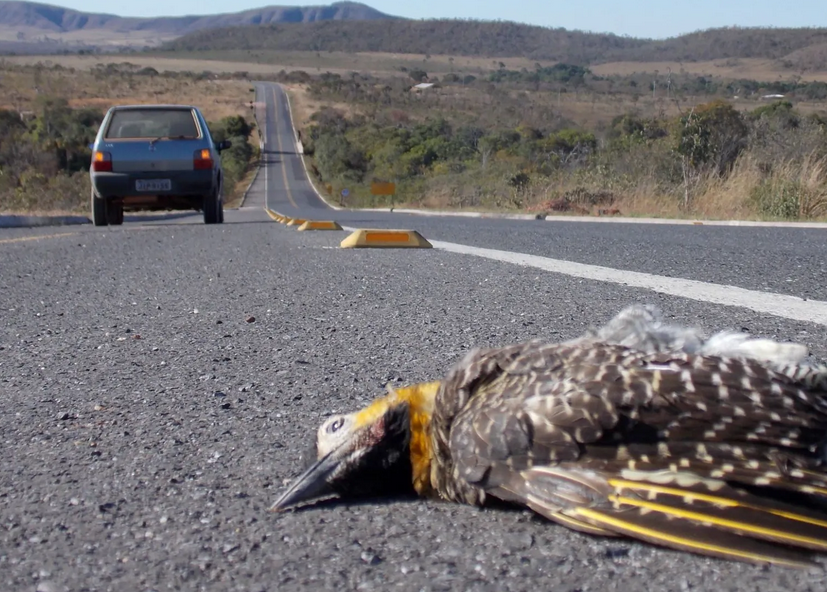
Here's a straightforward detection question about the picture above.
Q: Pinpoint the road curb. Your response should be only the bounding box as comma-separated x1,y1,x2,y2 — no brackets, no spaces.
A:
237,97,265,209
237,140,262,209
356,207,827,229
0,214,91,228
360,207,539,221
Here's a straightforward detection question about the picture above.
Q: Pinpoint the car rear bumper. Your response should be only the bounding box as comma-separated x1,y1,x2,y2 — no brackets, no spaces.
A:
91,170,215,199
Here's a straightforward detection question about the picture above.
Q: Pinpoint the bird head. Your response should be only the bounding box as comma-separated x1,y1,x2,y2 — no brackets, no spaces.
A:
270,381,442,512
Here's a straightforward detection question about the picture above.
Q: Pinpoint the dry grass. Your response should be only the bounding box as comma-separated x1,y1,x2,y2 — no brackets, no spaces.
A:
8,51,827,90
145,50,556,77
0,26,177,47
591,58,827,83
348,51,556,72
3,54,305,77
554,94,827,131
0,64,253,122
3,51,554,80
519,154,827,222
692,154,827,220
282,83,360,128
8,54,827,130
11,52,827,85
387,142,827,223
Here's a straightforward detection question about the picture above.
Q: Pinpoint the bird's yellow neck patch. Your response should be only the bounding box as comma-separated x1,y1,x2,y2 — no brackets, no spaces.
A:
353,381,441,496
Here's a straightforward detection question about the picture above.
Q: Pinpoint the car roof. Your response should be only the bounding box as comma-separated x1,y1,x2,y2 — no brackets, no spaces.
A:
108,104,200,111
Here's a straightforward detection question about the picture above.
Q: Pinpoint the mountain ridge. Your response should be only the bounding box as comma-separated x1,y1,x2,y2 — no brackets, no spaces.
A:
0,1,400,51
161,20,827,66
2,0,827,70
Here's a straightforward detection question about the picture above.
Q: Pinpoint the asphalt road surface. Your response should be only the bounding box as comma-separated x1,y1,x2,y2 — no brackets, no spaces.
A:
2,83,827,592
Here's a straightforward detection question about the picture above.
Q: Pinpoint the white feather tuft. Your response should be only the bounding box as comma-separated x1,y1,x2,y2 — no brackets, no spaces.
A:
573,304,810,367
699,331,809,365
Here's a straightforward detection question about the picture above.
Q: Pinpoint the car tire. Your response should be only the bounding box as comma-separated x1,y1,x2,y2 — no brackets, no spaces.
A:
203,189,221,224
107,201,124,226
91,189,108,226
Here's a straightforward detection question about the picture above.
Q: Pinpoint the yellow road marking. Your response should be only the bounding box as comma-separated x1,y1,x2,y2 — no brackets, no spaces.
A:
0,232,78,244
365,231,413,243
297,220,343,231
340,229,433,249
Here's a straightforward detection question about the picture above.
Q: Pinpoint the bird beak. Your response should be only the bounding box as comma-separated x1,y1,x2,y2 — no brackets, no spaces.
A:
269,385,433,513
269,449,342,512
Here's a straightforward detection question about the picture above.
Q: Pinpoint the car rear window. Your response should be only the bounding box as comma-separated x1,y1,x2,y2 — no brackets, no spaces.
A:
105,109,200,140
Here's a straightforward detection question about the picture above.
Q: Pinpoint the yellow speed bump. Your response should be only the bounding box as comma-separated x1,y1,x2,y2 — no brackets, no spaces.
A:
286,218,307,226
297,220,343,231
266,210,291,223
340,229,432,249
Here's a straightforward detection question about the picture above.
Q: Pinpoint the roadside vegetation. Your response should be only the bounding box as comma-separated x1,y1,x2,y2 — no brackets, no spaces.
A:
294,68,827,221
3,50,827,221
0,62,259,214
150,19,827,220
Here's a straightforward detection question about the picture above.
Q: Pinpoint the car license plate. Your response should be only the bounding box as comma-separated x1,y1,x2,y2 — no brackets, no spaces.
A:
136,179,171,192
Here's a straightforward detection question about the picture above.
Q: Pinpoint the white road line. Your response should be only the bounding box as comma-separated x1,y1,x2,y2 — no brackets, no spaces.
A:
344,224,827,327
428,239,827,326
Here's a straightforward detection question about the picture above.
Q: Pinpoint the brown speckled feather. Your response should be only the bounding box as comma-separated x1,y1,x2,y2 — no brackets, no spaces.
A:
430,341,827,566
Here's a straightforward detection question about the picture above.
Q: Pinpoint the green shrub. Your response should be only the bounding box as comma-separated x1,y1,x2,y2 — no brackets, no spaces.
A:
750,178,804,219
209,115,257,196
673,100,748,176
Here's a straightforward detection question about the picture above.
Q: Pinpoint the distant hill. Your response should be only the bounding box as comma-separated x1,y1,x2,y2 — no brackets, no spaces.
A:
160,20,827,66
161,20,646,63
3,1,827,70
0,1,400,52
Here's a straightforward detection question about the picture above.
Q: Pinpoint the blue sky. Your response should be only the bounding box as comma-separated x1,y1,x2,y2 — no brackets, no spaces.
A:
54,0,826,39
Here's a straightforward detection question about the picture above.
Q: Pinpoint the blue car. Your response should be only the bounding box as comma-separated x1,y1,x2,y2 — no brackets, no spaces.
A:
89,104,231,225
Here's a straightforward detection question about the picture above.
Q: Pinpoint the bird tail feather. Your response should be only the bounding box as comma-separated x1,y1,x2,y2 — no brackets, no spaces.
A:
518,464,827,567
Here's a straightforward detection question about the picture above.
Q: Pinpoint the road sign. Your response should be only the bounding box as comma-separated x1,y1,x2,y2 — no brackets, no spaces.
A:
341,188,350,197
371,182,396,196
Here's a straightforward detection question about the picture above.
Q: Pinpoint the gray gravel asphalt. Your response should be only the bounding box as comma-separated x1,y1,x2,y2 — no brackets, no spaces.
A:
2,82,827,592
2,218,827,592
376,217,827,300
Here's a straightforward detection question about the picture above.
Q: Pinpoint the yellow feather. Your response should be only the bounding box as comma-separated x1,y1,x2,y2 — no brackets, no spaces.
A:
609,479,739,507
612,495,827,551
609,478,827,530
573,507,815,568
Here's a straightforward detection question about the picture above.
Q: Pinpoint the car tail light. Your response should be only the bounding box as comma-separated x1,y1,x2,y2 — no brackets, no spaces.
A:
92,151,112,172
194,149,213,170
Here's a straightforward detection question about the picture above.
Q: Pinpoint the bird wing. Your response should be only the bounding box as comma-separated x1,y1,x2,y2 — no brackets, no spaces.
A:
441,341,827,567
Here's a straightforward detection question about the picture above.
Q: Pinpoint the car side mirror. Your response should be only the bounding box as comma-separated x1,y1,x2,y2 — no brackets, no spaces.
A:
217,140,232,152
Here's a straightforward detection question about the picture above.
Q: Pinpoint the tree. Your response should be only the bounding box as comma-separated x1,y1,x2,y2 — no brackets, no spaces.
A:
674,100,747,177
408,69,428,83
28,96,102,172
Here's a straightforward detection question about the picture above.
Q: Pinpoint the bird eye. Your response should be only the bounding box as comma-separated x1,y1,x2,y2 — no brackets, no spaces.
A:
328,418,344,433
